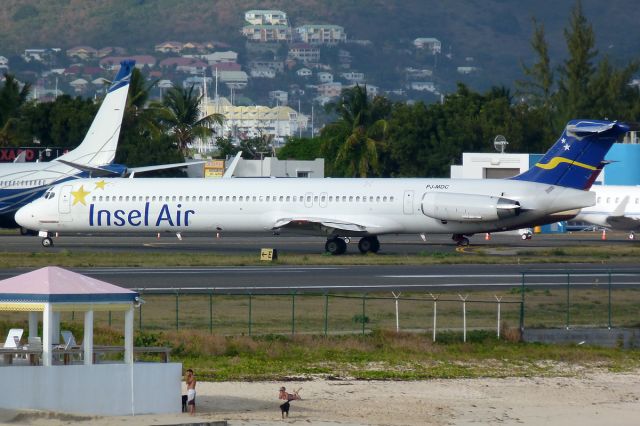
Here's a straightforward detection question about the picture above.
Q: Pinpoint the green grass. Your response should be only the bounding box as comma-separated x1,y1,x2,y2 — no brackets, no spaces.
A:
149,329,640,381
1,244,640,267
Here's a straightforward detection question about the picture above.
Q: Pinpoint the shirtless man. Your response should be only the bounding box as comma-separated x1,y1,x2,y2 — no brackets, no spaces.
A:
278,386,302,419
185,369,197,415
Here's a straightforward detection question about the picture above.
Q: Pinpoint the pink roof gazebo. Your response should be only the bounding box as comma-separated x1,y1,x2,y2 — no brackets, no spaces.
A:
0,267,138,366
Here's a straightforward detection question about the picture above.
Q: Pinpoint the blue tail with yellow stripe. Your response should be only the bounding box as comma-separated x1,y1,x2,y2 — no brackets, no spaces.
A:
511,120,630,190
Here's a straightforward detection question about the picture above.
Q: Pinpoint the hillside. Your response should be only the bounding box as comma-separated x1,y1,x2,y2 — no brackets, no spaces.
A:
0,0,638,88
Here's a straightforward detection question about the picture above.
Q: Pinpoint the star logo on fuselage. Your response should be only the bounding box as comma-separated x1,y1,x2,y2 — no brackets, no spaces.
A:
71,185,91,206
94,180,108,190
563,143,570,151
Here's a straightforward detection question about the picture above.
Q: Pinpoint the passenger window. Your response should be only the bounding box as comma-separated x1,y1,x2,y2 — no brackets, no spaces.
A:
597,197,601,203
356,196,360,202
321,195,326,202
266,196,270,201
349,196,354,202
292,196,297,202
205,196,210,201
226,196,230,202
606,197,610,203
279,196,284,202
91,196,96,201
314,196,318,202
232,196,236,202
383,196,387,202
132,196,136,202
306,196,311,202
171,196,176,202
329,196,333,202
252,196,256,201
390,196,394,202
636,198,639,204
99,196,103,202
125,196,130,202
286,196,290,202
615,197,619,203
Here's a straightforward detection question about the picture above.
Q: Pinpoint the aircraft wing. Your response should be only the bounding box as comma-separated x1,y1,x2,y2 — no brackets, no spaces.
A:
56,159,119,177
126,161,205,177
272,216,382,233
58,159,204,177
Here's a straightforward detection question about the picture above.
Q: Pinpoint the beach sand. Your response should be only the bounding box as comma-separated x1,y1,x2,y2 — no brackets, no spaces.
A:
1,370,638,425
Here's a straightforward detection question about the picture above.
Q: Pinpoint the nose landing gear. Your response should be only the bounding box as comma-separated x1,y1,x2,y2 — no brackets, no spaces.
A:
41,236,53,247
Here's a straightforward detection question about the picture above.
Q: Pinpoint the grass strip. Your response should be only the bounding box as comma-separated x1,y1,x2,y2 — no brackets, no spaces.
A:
1,244,640,267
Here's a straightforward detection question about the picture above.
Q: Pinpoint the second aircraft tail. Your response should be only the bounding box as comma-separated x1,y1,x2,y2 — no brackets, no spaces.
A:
56,60,135,167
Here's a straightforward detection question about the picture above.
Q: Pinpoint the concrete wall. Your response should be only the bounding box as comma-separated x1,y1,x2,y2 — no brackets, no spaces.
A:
0,363,182,415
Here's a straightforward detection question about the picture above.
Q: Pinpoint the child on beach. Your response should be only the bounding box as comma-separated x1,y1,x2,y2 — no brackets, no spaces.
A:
278,386,302,419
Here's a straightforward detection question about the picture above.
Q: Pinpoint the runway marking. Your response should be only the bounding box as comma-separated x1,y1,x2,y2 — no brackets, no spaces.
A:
133,281,640,291
381,273,640,278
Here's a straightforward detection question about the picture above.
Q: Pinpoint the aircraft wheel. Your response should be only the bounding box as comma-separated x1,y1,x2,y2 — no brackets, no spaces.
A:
629,232,635,240
456,237,470,247
42,237,53,248
521,233,528,240
325,238,347,255
358,236,380,254
371,237,380,253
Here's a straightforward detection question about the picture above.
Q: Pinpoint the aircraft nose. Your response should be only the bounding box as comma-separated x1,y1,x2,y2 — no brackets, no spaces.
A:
15,203,37,230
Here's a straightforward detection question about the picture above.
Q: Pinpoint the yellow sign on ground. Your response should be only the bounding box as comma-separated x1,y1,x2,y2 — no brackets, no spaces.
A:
260,248,278,261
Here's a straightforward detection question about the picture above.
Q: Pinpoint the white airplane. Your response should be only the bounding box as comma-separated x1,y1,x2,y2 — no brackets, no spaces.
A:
574,185,640,239
0,60,199,229
15,120,630,253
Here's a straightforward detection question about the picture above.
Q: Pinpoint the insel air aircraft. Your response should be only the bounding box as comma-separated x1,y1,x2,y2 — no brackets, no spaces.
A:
15,120,630,253
0,60,198,229
574,185,640,239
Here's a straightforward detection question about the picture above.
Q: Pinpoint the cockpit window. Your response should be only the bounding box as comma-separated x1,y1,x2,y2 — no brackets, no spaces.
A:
43,190,56,200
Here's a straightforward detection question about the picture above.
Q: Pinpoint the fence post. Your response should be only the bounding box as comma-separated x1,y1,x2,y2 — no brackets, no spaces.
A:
209,290,214,334
138,299,143,330
324,293,329,336
108,311,112,327
392,292,401,333
566,273,570,330
607,271,612,329
495,296,502,339
175,291,180,332
519,272,525,335
430,293,438,342
362,293,367,335
291,291,296,336
458,294,468,342
248,292,253,336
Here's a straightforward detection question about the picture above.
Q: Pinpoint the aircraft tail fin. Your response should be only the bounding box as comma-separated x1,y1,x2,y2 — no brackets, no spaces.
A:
511,120,630,190
56,60,135,167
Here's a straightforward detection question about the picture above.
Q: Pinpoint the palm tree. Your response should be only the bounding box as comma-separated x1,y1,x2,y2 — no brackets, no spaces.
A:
0,74,31,146
154,85,224,157
322,85,389,177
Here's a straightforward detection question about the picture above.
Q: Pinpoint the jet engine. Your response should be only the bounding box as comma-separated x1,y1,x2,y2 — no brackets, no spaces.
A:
421,192,520,222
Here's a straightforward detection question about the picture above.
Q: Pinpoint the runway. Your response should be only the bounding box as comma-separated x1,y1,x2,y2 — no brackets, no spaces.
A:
1,231,638,293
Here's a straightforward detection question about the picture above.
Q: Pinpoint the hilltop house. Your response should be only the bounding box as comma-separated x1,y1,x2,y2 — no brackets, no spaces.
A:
99,55,156,70
413,38,441,54
295,25,346,45
66,46,98,60
244,10,288,25
288,44,320,64
155,41,184,54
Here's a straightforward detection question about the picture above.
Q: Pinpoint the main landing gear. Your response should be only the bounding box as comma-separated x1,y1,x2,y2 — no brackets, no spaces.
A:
42,236,53,247
452,234,470,246
629,231,636,240
324,236,381,255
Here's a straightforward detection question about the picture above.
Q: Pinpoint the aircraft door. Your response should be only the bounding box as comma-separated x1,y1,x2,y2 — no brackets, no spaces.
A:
319,192,328,208
304,192,313,208
59,185,72,214
403,190,414,215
